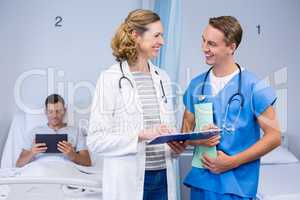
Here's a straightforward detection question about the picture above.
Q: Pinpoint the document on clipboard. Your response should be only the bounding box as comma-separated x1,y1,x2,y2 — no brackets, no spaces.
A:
148,129,221,145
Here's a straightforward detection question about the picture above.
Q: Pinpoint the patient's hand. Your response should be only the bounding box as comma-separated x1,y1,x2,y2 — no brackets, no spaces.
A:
57,141,76,160
31,143,48,155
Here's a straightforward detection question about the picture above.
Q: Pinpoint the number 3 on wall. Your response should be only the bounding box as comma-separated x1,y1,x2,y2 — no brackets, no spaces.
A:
55,16,63,27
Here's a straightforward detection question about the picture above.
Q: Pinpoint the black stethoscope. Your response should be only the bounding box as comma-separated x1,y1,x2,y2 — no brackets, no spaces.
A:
118,61,168,103
200,63,245,132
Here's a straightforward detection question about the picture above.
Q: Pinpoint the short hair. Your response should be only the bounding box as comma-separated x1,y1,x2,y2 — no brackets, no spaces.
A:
111,9,160,65
209,16,243,49
45,94,65,108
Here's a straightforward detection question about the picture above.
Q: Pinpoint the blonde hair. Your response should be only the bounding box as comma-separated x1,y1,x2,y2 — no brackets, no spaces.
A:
111,9,160,64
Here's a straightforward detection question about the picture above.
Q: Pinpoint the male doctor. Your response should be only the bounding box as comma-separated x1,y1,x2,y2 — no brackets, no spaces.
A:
170,16,281,200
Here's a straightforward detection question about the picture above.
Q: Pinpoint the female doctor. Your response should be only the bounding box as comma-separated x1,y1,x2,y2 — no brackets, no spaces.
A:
88,9,178,200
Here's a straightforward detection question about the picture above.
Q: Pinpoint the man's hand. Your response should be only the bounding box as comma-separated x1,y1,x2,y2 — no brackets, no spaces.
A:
30,143,47,155
187,134,221,147
57,141,76,160
202,150,238,174
187,124,221,147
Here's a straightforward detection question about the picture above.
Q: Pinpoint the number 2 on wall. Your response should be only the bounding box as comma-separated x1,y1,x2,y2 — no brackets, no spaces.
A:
256,24,261,35
55,16,63,27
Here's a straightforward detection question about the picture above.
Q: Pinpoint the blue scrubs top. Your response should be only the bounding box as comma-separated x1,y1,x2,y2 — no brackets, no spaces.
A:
183,69,277,198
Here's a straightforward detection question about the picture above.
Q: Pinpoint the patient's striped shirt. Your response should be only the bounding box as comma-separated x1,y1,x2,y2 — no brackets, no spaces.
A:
132,72,166,171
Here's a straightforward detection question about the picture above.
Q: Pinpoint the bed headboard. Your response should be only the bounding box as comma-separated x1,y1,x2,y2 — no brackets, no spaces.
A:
0,112,46,168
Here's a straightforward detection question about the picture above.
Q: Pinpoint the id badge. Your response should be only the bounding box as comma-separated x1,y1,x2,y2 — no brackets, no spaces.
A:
194,103,213,131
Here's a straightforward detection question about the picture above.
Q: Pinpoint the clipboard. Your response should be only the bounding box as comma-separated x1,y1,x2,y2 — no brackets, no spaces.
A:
148,129,221,145
35,134,68,153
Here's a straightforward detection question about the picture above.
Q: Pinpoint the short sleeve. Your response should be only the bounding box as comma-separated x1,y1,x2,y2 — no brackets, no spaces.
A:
183,83,195,114
22,128,35,151
252,80,277,117
76,128,88,152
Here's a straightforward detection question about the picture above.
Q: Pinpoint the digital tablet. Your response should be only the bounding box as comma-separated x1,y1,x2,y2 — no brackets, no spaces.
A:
148,129,221,145
35,134,68,153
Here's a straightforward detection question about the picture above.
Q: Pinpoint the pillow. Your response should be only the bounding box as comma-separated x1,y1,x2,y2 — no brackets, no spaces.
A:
25,113,47,132
261,146,299,165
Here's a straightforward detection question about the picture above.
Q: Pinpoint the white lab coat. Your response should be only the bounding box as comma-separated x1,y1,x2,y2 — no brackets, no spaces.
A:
88,61,178,200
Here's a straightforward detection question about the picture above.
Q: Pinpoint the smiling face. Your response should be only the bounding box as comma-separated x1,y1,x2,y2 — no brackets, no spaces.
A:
202,25,236,67
135,20,164,60
45,102,66,128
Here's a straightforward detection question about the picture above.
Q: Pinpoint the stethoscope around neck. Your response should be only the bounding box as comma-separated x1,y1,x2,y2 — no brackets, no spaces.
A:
200,63,245,132
118,61,168,103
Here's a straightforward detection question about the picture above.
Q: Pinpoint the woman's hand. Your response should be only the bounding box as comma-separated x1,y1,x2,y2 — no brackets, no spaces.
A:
138,124,174,141
168,141,187,154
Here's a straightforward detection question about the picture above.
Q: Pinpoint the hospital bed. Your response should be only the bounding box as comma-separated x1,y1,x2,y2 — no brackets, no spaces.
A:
257,145,300,200
0,111,102,200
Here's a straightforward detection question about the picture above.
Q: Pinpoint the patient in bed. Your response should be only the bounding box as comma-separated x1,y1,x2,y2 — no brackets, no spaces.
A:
15,94,92,167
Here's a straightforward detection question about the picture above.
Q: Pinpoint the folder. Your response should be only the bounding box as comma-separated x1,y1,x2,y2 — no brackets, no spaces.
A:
192,103,217,168
148,129,221,145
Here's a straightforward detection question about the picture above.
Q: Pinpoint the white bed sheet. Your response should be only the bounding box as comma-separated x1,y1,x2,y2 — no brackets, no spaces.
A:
0,157,102,200
0,184,101,200
257,162,300,200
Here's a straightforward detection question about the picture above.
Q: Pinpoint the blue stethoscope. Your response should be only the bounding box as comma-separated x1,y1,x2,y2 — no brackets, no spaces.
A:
118,61,168,103
200,63,245,132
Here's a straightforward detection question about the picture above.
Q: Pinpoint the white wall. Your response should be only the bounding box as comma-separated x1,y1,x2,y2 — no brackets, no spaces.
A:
179,0,300,158
0,0,141,162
